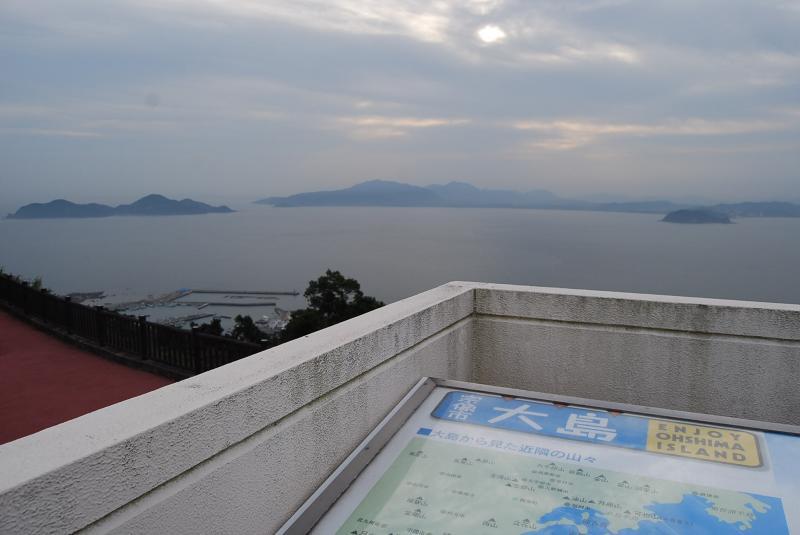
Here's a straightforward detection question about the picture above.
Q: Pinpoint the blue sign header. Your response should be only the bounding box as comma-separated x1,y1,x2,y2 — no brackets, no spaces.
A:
432,391,763,468
433,390,649,450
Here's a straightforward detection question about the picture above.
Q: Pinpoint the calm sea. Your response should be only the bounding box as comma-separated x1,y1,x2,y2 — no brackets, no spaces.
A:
1,205,799,305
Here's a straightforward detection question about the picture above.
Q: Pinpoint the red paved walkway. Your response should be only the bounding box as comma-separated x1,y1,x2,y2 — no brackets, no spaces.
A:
0,310,173,444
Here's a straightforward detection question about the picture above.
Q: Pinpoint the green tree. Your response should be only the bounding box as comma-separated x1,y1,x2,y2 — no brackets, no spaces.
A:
277,308,324,341
30,275,51,294
194,318,224,337
231,314,264,344
275,270,384,343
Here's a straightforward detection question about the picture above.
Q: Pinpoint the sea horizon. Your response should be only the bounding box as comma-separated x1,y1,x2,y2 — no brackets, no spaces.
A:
2,204,799,307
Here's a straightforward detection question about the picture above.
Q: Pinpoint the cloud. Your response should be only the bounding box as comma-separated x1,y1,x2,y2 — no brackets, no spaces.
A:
138,0,454,43
2,0,647,68
340,116,470,128
0,105,54,118
1,0,799,200
334,115,471,139
0,127,102,138
512,117,796,150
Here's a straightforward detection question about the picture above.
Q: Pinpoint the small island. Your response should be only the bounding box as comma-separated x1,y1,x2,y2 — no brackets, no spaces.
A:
7,194,234,219
662,209,732,224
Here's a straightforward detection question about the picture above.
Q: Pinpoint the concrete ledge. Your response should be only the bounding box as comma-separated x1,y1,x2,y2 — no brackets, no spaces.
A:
0,283,475,535
470,283,800,425
473,315,800,424
473,283,800,340
89,319,473,534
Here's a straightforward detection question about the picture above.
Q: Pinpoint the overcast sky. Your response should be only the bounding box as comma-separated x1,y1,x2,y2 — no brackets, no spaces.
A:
1,0,799,205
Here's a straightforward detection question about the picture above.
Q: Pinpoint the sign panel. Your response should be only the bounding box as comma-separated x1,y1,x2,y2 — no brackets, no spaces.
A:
306,383,800,535
432,391,761,467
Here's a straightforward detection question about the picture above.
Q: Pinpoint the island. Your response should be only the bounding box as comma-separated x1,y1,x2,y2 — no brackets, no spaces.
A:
662,209,732,224
258,181,800,220
257,180,442,207
256,180,686,214
7,194,234,219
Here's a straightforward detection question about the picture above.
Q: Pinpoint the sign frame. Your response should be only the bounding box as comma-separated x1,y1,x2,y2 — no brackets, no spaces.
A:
276,377,800,534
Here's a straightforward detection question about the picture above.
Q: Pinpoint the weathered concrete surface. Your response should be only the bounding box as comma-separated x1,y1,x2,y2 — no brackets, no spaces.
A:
0,283,474,535
473,317,800,423
1,281,798,534
472,284,800,424
475,284,800,340
94,320,472,534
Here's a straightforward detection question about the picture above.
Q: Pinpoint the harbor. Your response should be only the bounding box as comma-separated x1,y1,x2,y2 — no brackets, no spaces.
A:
79,287,303,333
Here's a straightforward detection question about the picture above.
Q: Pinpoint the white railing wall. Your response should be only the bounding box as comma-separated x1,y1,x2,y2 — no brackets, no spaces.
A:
1,282,798,534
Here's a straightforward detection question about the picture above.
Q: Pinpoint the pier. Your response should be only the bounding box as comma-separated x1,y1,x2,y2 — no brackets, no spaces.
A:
180,301,277,307
188,289,299,296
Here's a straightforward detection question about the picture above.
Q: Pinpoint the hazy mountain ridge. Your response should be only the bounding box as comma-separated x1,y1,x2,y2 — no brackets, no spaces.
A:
260,181,441,207
258,181,800,220
8,194,234,219
426,181,562,207
256,180,687,214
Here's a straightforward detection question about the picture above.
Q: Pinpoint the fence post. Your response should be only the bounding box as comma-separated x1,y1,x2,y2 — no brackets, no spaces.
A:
64,296,73,334
95,306,106,347
190,327,201,375
21,282,29,315
38,289,46,320
138,316,148,359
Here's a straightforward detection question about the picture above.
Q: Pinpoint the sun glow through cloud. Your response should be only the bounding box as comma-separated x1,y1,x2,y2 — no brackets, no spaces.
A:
477,24,506,44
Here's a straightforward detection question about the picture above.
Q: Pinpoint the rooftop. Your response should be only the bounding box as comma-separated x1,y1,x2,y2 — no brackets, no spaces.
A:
1,282,799,533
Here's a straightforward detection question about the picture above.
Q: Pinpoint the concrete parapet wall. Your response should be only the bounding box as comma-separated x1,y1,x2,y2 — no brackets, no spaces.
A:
0,283,474,535
473,284,800,340
98,320,472,534
472,284,800,424
1,282,798,534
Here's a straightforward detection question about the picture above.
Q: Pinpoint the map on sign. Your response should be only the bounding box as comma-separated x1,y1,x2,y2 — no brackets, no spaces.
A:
310,386,799,535
336,436,786,534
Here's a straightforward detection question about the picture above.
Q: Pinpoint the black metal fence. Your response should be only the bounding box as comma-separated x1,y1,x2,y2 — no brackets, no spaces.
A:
0,274,263,376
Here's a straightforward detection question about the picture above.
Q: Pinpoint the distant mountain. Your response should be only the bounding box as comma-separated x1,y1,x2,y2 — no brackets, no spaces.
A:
114,194,234,216
258,180,800,220
8,199,117,219
426,181,562,207
662,208,732,224
8,194,234,219
255,180,685,214
261,180,441,207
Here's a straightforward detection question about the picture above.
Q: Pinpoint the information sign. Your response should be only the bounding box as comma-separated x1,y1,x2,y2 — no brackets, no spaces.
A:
433,391,761,467
282,379,800,534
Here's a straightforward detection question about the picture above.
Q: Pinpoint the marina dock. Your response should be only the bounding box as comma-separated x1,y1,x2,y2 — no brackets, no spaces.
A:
188,289,299,296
